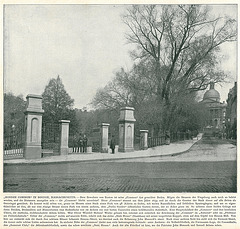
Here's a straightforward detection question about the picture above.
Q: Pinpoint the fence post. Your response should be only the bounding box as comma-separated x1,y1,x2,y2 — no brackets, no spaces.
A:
140,130,148,150
24,94,44,159
118,107,136,152
100,123,110,153
59,120,70,155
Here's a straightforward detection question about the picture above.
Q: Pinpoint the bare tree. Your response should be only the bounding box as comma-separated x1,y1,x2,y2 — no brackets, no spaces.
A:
92,65,156,110
122,5,237,104
92,5,236,134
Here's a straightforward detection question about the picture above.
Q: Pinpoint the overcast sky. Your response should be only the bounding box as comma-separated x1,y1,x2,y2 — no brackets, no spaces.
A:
4,4,237,109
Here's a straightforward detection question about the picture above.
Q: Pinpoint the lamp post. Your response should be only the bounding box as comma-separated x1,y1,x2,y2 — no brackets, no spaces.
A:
11,124,16,149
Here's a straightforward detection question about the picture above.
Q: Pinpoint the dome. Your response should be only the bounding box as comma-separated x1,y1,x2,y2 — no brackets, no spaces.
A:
203,89,220,100
203,83,220,102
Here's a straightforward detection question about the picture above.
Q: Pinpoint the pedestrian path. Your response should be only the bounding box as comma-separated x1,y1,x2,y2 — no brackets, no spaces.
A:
4,134,202,165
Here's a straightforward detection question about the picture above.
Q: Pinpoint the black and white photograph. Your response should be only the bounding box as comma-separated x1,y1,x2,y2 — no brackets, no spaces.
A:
3,4,237,193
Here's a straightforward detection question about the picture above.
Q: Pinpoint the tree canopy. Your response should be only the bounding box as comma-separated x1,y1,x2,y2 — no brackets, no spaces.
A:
4,93,26,135
42,76,78,133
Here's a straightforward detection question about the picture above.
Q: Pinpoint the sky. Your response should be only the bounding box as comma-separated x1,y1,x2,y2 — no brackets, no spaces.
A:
4,4,237,109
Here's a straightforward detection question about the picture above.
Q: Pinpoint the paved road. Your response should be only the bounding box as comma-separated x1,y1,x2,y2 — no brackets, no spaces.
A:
4,138,237,193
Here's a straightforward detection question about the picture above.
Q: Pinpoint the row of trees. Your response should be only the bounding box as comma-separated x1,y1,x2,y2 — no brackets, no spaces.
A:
4,76,114,137
42,76,119,136
4,73,206,139
4,77,77,136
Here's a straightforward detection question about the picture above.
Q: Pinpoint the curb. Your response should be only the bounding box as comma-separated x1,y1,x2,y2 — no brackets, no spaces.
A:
4,137,203,166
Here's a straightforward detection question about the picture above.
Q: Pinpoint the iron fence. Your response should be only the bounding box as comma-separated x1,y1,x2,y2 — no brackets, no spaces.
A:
147,131,194,149
4,125,25,159
41,123,60,152
90,141,99,152
170,132,193,142
148,135,166,148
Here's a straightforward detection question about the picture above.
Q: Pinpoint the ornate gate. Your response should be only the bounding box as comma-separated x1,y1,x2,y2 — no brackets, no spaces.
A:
41,123,60,152
90,128,101,152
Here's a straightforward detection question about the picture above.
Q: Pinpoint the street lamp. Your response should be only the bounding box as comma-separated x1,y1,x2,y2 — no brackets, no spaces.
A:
10,124,16,149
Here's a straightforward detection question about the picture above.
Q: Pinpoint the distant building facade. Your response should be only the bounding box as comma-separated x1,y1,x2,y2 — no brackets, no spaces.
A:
201,82,227,135
226,82,237,139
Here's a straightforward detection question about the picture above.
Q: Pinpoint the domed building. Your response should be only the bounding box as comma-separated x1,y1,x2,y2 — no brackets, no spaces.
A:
203,84,220,102
201,82,227,133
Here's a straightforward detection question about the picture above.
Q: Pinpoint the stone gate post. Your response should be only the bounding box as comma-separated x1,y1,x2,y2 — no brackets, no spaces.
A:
140,130,148,150
59,120,70,155
24,94,44,159
100,123,110,153
118,107,136,152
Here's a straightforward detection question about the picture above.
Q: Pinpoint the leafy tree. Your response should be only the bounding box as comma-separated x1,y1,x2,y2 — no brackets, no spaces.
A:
92,59,210,135
42,76,78,133
76,108,119,136
4,93,26,135
164,93,210,132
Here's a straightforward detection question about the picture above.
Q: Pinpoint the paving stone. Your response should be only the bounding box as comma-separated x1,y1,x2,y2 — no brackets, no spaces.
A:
4,137,237,193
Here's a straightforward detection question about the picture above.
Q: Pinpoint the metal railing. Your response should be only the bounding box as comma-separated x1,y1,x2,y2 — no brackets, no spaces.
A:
41,123,60,152
170,131,193,142
148,135,166,148
147,131,194,149
4,125,25,159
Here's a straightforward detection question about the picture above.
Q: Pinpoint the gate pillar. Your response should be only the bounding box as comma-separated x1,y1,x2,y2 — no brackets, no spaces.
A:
100,123,110,153
140,130,148,150
59,120,70,155
24,94,44,159
118,107,136,152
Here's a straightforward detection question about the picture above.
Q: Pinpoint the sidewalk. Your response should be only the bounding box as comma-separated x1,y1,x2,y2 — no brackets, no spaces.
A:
4,134,202,165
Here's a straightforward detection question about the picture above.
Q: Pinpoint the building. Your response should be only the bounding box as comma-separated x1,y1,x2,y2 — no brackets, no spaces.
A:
226,82,237,139
201,82,227,135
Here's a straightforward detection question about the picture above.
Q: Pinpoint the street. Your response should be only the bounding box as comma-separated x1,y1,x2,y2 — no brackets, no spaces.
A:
4,137,237,193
